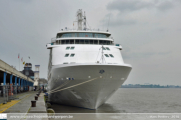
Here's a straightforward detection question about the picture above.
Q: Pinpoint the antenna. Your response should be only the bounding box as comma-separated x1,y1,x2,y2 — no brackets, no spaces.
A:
83,11,86,30
77,9,83,30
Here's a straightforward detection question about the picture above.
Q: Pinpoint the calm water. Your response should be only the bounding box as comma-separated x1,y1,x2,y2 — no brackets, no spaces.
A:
51,88,181,113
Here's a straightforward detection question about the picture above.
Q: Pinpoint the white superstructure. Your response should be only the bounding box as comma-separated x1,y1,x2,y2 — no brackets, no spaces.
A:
46,9,132,109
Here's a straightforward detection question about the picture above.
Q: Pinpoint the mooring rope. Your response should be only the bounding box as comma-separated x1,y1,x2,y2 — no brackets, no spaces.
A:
48,80,70,93
48,77,100,94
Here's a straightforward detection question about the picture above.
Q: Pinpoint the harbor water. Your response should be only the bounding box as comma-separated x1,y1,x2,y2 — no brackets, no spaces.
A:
51,88,181,113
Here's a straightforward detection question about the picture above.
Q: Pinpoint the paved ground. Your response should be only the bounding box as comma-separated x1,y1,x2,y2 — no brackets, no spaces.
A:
0,91,48,120
0,91,33,105
1,91,37,113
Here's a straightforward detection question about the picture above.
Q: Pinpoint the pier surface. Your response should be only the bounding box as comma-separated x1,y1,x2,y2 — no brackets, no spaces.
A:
0,91,48,120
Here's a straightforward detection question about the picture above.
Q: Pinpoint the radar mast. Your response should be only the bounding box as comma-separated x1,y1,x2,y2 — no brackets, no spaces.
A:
77,9,86,30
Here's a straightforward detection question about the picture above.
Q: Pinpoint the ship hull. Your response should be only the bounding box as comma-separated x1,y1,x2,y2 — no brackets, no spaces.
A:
48,64,132,109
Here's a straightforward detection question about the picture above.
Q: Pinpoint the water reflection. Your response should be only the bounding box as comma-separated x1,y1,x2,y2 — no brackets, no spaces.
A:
51,88,181,113
51,103,122,113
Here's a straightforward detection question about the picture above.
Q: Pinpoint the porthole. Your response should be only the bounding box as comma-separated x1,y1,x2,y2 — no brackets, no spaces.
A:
106,47,110,50
70,54,75,57
65,54,69,57
104,54,109,57
109,54,114,58
71,47,75,50
66,47,70,50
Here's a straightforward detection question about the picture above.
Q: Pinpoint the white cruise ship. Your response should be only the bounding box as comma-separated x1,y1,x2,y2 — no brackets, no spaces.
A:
46,9,132,109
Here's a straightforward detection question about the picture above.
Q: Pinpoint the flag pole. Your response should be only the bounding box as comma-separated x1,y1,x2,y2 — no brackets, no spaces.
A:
19,57,21,71
18,54,20,71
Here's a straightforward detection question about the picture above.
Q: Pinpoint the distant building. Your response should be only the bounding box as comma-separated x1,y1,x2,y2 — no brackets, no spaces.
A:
121,84,181,88
39,78,48,87
21,63,34,80
34,65,40,87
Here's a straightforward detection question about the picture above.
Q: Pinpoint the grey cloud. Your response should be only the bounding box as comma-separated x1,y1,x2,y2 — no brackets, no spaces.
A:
157,51,172,55
107,0,153,11
157,28,166,32
123,51,171,59
109,19,136,26
100,13,136,27
107,0,174,12
156,1,174,11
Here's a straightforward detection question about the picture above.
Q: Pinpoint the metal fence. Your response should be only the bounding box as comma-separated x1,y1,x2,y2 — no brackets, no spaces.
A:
0,85,30,104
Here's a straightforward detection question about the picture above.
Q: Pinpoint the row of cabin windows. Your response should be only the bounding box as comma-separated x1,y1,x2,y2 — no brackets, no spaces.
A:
56,40,112,45
64,53,114,58
66,46,75,50
57,33,108,38
65,47,110,50
105,54,114,58
103,47,110,50
65,54,75,57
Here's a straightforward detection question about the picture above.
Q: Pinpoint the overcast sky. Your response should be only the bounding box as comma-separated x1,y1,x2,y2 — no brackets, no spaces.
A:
0,0,181,85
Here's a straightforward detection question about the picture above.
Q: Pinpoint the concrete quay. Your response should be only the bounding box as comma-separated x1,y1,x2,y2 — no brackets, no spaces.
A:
0,91,48,120
0,59,34,105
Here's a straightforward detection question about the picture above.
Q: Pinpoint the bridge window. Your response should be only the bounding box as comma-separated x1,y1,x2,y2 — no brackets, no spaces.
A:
65,54,69,57
94,34,107,38
78,33,93,37
70,54,75,57
87,33,93,37
58,33,108,38
104,54,109,57
103,47,106,50
72,33,78,37
78,33,83,37
61,33,72,38
109,54,114,58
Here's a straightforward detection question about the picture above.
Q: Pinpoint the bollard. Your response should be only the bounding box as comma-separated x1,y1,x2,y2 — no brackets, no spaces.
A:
47,108,55,115
47,108,55,120
31,100,36,107
35,96,38,100
46,101,51,104
44,95,48,99
46,103,51,108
